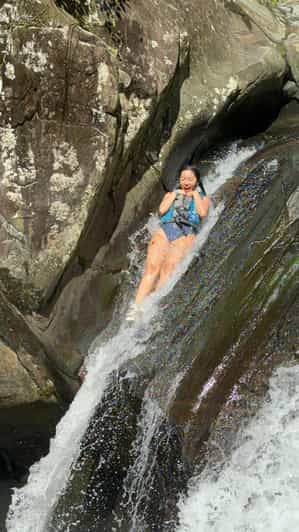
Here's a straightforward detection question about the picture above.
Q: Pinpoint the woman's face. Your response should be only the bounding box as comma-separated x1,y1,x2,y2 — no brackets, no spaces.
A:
179,169,197,192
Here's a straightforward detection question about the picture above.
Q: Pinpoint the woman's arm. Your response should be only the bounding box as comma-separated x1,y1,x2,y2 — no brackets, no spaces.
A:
192,190,209,218
159,191,177,216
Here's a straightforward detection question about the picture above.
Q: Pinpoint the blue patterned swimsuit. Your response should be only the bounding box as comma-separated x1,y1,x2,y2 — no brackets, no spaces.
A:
160,190,205,242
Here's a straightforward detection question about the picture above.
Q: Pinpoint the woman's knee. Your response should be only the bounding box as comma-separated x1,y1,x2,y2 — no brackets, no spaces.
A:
144,259,161,278
159,258,176,277
159,245,187,277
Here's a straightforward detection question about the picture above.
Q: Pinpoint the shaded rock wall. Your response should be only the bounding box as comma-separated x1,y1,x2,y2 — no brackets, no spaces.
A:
0,283,64,464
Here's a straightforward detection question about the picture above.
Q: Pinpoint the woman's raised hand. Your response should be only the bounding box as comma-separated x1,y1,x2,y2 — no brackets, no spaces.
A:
192,190,209,218
159,191,177,216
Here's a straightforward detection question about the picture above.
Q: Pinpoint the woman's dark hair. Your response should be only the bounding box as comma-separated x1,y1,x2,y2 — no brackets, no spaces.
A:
179,164,206,195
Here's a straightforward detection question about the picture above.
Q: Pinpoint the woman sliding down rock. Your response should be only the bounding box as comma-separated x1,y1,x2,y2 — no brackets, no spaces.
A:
126,165,210,322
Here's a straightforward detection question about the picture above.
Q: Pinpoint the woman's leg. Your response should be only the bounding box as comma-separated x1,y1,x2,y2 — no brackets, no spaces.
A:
156,234,195,289
135,229,170,305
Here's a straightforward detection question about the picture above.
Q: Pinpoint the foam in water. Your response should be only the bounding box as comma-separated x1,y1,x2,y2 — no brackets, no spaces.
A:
117,392,164,531
176,365,299,532
6,141,257,532
204,142,257,196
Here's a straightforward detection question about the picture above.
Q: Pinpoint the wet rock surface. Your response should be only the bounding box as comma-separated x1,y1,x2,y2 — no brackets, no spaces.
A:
50,112,298,529
204,289,299,472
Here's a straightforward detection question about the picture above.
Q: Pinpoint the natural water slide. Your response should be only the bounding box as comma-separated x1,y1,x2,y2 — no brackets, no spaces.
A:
6,133,298,531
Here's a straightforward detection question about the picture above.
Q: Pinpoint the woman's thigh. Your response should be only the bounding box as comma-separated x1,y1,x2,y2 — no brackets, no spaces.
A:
165,234,195,269
144,228,170,272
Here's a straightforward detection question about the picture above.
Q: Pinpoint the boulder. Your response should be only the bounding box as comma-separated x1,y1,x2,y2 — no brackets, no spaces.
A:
0,284,64,465
0,1,117,309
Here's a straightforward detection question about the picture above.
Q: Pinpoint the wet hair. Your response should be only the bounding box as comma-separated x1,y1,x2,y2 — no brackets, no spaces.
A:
179,164,206,195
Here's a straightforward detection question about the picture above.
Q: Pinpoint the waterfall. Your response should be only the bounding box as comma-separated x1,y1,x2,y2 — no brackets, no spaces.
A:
117,393,164,531
176,364,299,532
6,141,257,532
203,141,259,196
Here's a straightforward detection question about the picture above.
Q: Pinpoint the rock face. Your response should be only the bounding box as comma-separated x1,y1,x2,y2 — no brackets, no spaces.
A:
47,105,299,530
0,0,185,314
0,0,299,468
30,0,290,368
0,284,63,465
0,1,120,310
0,0,287,305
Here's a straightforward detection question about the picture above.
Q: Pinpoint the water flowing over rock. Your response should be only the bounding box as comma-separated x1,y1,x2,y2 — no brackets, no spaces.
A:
45,104,299,530
1,0,299,523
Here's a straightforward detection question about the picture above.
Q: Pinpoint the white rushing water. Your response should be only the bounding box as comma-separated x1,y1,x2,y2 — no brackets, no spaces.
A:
176,365,299,532
6,141,257,532
204,141,258,196
118,393,164,532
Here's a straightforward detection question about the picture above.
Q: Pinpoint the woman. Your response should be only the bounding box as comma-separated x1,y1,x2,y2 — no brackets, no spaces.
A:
126,165,209,321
